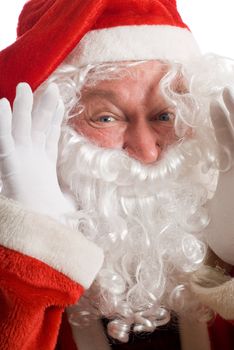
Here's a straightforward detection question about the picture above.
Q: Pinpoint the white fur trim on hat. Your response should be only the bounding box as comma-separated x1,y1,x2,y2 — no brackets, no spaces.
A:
0,195,104,289
66,25,201,66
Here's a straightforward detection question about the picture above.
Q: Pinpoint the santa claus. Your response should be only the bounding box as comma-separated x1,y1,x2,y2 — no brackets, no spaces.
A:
0,1,234,350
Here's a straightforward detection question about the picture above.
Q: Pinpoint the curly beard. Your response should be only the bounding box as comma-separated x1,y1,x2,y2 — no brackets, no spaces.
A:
57,126,216,342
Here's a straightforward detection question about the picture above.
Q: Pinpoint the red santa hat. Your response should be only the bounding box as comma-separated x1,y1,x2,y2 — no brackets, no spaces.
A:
0,0,200,103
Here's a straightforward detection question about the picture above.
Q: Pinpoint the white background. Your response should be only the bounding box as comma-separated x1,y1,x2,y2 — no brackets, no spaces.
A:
0,1,234,57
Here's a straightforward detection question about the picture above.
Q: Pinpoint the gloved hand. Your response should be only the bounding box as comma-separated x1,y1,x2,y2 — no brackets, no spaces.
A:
0,82,75,220
206,87,234,265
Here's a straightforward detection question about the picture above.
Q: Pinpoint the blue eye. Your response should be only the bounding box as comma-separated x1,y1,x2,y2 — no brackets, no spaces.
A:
98,115,115,123
158,113,170,122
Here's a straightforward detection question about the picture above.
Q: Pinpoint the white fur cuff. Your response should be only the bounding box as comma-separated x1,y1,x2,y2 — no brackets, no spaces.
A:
0,195,104,289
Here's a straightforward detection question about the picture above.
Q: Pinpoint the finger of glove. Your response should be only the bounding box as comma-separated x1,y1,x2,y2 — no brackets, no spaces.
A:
12,83,33,145
210,100,234,151
222,87,234,134
0,98,15,160
32,84,60,147
46,99,65,161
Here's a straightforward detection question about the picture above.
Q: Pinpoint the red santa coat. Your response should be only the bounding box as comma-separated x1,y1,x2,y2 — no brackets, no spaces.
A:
0,195,103,350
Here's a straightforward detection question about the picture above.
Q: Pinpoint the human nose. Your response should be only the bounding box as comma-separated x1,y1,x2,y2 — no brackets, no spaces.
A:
123,121,161,164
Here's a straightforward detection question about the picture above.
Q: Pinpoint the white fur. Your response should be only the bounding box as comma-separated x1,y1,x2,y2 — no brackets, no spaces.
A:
190,265,234,320
0,195,104,288
65,25,201,66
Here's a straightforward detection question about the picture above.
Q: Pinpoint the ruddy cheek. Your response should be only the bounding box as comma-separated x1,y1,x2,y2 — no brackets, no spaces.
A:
155,126,177,148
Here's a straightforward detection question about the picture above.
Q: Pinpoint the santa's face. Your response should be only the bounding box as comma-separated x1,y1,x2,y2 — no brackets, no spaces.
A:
69,60,179,164
58,60,214,342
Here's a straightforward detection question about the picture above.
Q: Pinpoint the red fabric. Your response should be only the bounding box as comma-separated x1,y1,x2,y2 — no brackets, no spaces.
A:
93,0,188,30
56,312,77,350
0,0,107,104
0,245,83,350
209,316,234,350
18,0,187,35
0,0,189,104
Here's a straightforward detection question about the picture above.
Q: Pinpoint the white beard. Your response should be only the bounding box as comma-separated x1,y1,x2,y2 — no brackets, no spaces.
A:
57,127,215,342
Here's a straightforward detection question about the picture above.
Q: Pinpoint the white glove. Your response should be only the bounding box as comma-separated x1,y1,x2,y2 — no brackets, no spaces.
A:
206,86,234,265
0,82,75,220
